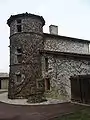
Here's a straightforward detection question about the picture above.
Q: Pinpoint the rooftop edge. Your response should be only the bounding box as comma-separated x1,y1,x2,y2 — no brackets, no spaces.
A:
44,33,90,43
7,12,45,27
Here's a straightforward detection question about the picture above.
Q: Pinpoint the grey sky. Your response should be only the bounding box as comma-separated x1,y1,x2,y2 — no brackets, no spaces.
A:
0,0,90,73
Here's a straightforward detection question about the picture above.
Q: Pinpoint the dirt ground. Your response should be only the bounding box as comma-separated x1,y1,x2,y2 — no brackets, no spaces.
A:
0,101,84,120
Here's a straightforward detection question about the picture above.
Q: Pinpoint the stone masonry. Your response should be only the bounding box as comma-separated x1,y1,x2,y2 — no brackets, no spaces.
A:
7,12,90,102
41,33,90,100
41,51,90,100
7,13,46,102
44,33,89,54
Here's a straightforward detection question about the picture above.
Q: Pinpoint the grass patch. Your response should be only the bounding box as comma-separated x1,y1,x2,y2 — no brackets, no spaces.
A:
55,107,90,120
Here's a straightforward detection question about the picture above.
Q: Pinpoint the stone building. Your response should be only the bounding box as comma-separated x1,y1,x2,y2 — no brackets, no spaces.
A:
0,73,9,89
7,13,90,102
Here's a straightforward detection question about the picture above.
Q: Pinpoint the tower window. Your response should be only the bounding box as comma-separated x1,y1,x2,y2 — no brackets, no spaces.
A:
15,72,21,82
17,55,22,63
17,19,22,32
16,74,21,82
15,47,22,64
17,19,21,24
17,47,22,53
17,25,22,32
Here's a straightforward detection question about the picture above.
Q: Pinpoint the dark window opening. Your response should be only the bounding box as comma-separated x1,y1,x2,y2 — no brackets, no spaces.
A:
17,47,22,53
17,25,22,32
17,56,22,63
17,19,21,24
16,74,21,82
45,78,50,90
45,58,48,72
16,47,22,63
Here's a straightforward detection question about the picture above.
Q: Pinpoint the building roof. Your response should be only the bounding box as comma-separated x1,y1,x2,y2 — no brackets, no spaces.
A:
0,73,9,78
44,33,90,43
40,50,90,60
7,12,45,27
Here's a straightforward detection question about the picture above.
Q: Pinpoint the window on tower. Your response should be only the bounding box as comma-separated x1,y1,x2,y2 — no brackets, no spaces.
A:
17,55,22,63
17,47,22,54
15,47,22,64
17,19,22,32
17,25,22,32
17,19,21,24
15,72,21,82
16,74,21,82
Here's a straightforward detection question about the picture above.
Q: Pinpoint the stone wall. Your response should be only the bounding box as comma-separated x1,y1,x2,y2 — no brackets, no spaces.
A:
44,36,89,54
42,54,90,100
8,13,90,102
9,16,44,36
8,14,46,102
10,33,43,65
9,33,44,99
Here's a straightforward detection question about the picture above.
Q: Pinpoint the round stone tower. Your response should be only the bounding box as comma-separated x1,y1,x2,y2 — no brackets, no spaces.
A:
7,13,45,102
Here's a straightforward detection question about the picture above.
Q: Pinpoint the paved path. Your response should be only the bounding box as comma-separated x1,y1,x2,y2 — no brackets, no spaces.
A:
0,92,68,105
0,102,84,120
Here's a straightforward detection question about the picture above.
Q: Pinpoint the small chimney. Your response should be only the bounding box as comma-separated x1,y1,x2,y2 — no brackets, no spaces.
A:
49,25,58,35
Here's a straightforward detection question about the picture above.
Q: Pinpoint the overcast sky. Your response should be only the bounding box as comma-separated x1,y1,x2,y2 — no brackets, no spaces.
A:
0,0,90,73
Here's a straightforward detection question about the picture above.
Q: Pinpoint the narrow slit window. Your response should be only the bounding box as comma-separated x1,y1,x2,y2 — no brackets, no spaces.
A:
16,47,22,63
17,19,21,24
45,78,50,90
17,55,22,63
16,74,21,82
17,47,22,53
17,25,22,32
45,58,48,72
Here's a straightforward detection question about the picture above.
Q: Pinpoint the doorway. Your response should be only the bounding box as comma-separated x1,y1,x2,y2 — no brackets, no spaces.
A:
70,75,90,104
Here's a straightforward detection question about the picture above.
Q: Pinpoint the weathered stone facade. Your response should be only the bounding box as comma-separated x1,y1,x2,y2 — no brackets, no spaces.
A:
44,34,89,54
41,51,90,100
42,33,90,100
7,13,90,102
7,13,46,102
